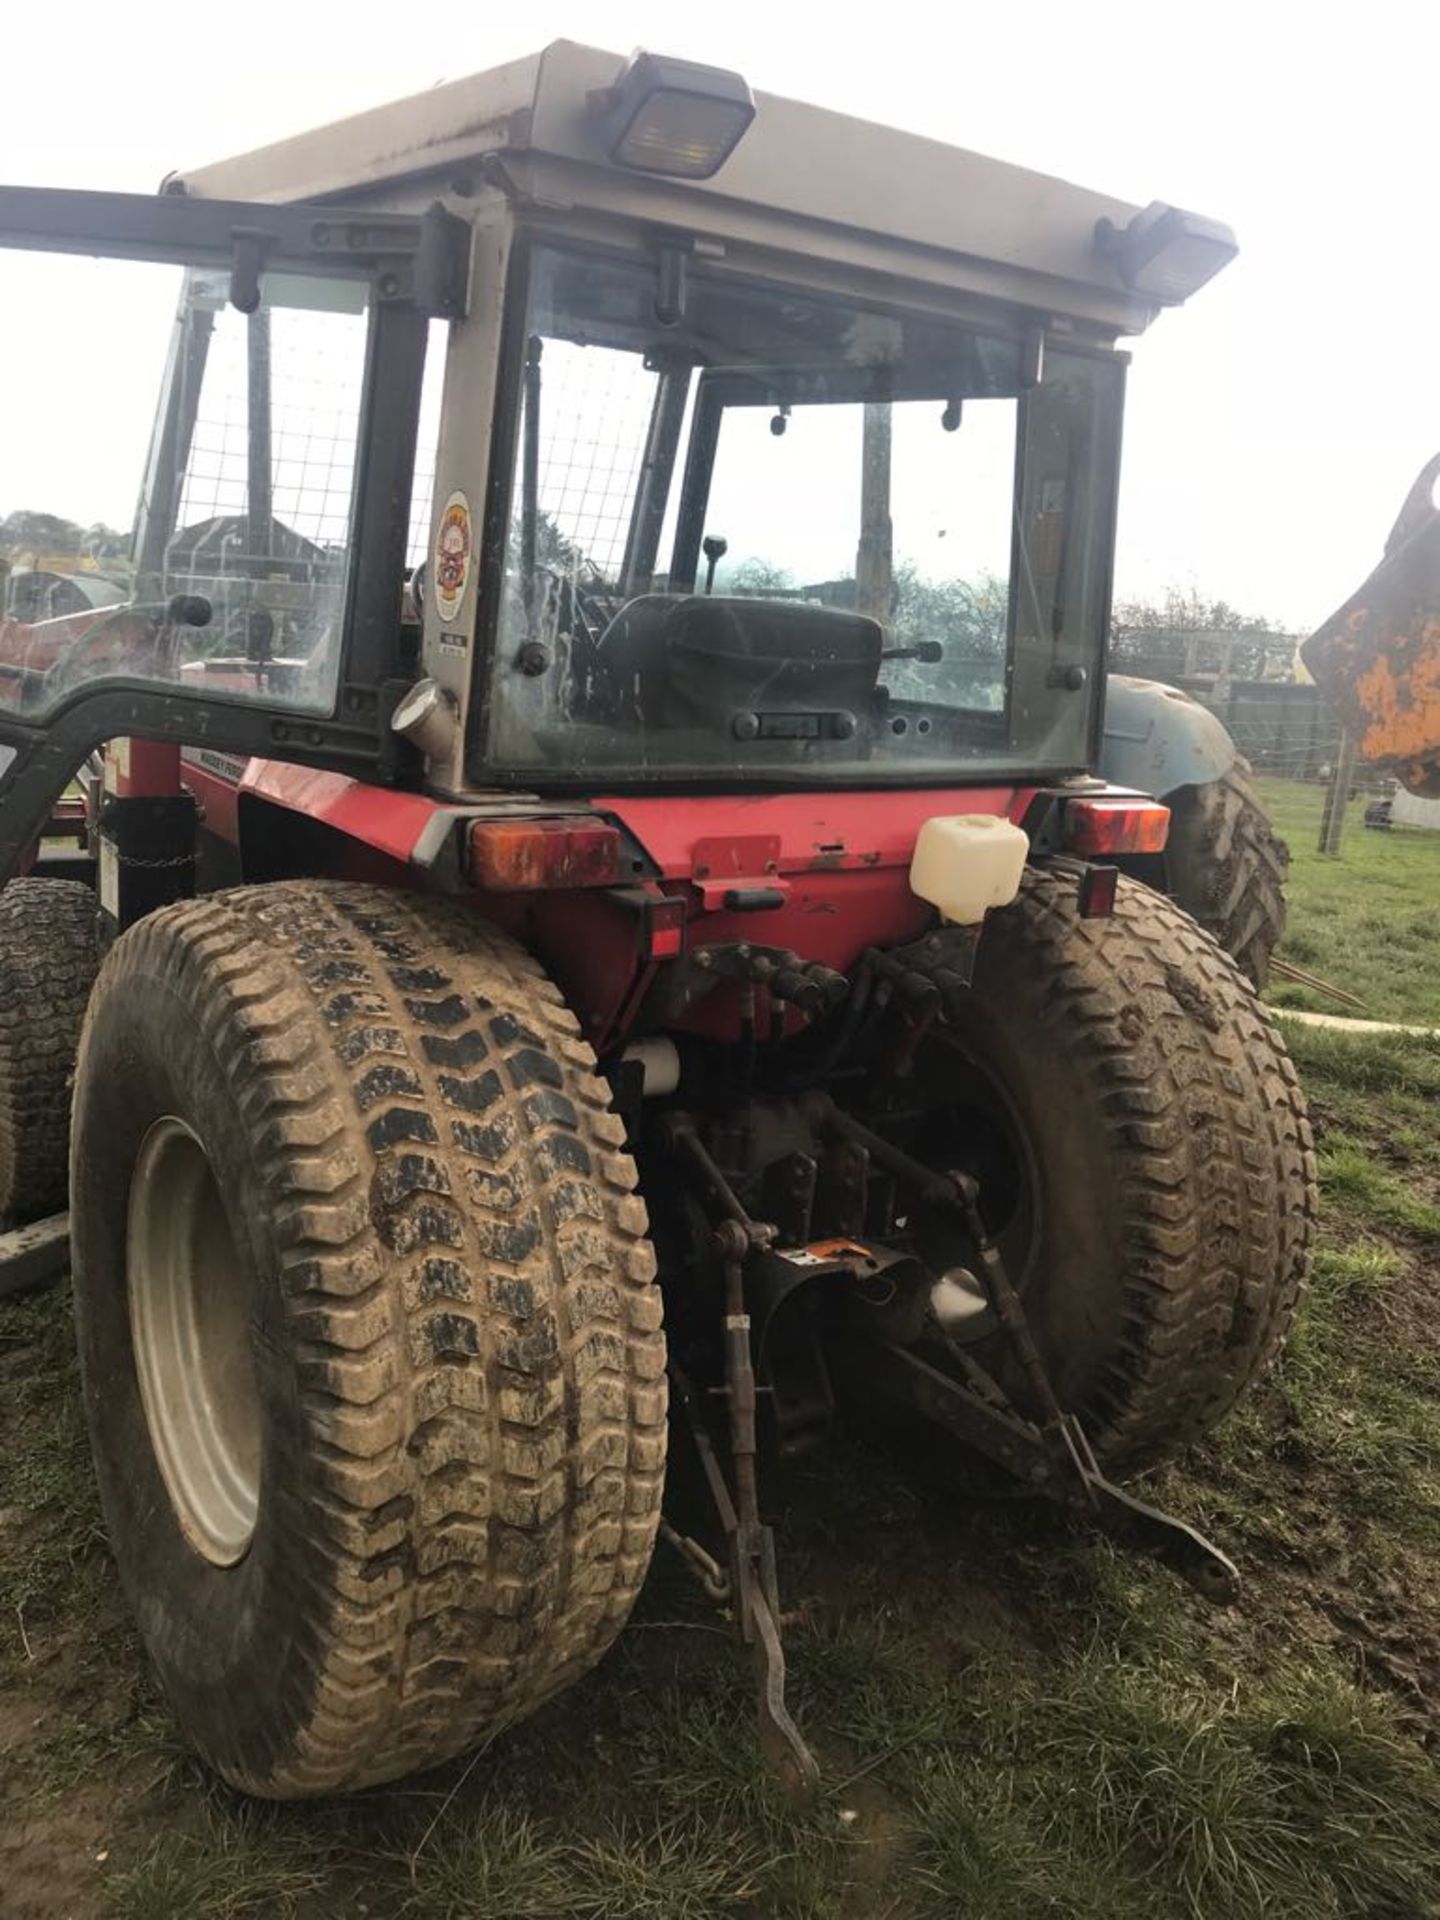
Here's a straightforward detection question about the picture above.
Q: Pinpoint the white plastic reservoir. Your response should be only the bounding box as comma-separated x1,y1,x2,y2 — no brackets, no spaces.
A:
909,814,1029,925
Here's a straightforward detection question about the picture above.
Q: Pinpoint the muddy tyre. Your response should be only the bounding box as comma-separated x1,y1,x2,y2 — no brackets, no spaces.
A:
0,877,100,1220
1163,757,1289,990
70,881,665,1797
894,867,1315,1474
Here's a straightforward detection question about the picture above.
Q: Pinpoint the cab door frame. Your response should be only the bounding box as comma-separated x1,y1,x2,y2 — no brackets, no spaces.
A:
0,185,469,877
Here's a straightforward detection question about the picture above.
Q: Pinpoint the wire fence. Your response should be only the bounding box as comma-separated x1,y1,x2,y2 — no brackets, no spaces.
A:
1221,721,1346,773
533,340,656,582
176,305,367,551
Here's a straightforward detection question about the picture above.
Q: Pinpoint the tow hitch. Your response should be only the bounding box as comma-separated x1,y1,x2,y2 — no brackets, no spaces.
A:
666,1118,822,1797
659,1097,1240,1792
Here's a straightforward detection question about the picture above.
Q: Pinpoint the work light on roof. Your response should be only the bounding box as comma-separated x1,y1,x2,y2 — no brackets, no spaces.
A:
1096,201,1239,304
593,51,756,180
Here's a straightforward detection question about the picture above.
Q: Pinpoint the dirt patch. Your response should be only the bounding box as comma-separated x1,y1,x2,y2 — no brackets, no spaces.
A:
0,1687,46,1762
0,1784,113,1920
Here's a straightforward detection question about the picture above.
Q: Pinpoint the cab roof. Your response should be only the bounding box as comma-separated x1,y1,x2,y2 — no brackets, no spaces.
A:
175,42,1213,340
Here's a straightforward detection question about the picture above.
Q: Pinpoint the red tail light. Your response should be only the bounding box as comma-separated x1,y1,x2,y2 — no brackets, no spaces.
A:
468,817,622,891
1063,796,1170,856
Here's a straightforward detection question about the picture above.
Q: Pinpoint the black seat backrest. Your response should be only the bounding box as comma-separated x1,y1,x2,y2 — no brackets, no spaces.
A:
597,594,883,717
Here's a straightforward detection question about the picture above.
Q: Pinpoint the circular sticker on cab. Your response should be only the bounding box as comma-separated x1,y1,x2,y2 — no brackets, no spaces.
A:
433,490,472,623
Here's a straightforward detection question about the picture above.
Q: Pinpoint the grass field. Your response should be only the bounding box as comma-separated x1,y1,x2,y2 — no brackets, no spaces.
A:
1258,775,1440,1025
2,782,1439,1918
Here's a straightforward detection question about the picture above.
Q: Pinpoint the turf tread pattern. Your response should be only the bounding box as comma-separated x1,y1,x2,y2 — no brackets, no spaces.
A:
0,878,99,1218
82,881,664,1795
1164,757,1290,991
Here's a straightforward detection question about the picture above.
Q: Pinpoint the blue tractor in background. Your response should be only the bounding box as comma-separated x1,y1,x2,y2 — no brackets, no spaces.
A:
1101,673,1288,989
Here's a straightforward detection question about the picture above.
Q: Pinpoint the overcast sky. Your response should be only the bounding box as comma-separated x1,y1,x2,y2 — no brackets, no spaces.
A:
3,0,1433,632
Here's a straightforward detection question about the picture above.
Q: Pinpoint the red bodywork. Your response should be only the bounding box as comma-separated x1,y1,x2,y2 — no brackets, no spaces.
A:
242,760,446,864
180,756,1037,1050
593,784,1028,963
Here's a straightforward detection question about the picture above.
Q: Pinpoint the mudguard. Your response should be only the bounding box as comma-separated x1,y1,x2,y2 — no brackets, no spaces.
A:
1100,673,1237,799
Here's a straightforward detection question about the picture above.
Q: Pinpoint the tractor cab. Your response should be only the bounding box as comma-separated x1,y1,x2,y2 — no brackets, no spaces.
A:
0,41,1236,866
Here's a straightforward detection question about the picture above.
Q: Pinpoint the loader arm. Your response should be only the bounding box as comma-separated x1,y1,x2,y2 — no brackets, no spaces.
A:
1301,453,1440,797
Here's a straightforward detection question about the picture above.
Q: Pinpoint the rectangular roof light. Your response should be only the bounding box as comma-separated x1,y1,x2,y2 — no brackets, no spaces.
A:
1097,201,1238,304
594,51,756,180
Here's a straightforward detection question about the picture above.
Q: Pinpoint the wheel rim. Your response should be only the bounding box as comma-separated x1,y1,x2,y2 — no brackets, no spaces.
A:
127,1116,260,1566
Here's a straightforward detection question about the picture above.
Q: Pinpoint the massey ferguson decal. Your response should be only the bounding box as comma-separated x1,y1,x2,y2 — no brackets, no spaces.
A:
433,490,473,624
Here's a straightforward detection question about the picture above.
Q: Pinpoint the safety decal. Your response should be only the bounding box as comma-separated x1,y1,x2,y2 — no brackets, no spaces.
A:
433,490,472,624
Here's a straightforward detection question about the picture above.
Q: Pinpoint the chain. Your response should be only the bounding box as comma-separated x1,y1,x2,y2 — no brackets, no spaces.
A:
110,851,194,871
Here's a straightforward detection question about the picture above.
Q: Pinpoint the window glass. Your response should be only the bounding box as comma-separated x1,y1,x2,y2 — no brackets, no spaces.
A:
407,318,451,569
487,246,1120,785
0,254,371,718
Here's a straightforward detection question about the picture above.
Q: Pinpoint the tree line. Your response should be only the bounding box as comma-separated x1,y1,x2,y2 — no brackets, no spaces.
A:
0,510,130,570
723,559,1287,663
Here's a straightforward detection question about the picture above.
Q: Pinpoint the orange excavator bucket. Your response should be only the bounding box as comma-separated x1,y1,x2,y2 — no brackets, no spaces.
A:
1301,454,1440,797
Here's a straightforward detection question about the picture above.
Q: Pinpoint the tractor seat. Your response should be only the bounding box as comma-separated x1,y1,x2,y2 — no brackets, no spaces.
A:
595,593,683,678
596,594,884,723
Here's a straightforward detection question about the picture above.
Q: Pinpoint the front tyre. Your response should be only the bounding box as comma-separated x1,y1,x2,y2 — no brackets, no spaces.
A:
0,877,99,1218
70,882,666,1797
1163,757,1289,990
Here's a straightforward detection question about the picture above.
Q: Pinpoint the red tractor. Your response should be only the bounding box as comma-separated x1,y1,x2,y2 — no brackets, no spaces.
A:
0,45,1314,1796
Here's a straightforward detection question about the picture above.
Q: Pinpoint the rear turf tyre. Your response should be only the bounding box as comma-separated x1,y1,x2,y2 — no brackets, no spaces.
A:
893,867,1315,1475
70,881,666,1797
0,877,99,1219
1163,757,1289,991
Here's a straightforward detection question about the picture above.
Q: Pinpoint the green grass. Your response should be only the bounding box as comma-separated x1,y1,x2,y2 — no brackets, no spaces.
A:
76,1629,1440,1920
1318,1140,1440,1242
908,1656,1440,1920
102,1809,331,1920
1257,775,1440,1023
1224,1250,1440,1555
1278,1019,1440,1097
797,1611,1440,1920
395,1807,777,1920
1231,1023,1440,1559
1281,1024,1440,1255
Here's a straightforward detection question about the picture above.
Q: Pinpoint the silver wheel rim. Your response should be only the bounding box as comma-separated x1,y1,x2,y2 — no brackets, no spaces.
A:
127,1116,260,1566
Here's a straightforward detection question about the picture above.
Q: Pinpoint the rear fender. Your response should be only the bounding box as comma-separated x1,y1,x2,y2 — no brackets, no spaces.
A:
1099,674,1237,799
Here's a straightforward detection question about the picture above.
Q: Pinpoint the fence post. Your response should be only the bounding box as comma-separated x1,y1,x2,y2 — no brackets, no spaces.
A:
1317,727,1356,855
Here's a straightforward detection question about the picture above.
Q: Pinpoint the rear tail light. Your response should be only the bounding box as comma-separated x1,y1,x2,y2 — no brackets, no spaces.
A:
468,817,621,891
644,892,688,957
1063,796,1170,856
